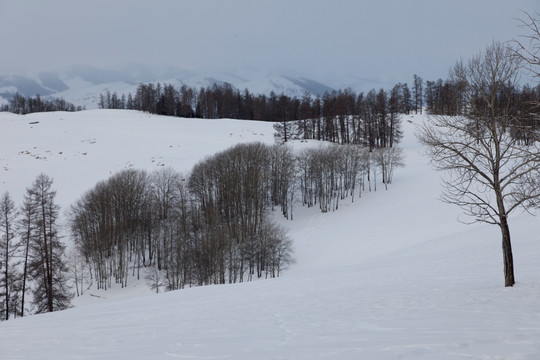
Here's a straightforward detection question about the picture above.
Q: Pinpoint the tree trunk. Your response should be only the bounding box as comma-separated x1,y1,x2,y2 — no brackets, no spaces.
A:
500,217,515,287
4,248,9,320
495,180,515,287
20,233,30,317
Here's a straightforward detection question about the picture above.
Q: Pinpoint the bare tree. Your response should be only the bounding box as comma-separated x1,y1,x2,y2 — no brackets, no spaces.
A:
145,266,165,294
417,41,540,287
373,147,405,190
67,249,86,297
258,219,295,278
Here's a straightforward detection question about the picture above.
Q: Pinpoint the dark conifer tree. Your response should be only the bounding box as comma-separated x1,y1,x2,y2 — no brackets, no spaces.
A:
0,192,20,320
25,174,72,313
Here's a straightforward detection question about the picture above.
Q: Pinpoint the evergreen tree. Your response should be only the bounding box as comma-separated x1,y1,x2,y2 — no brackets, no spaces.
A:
25,174,72,313
0,192,20,320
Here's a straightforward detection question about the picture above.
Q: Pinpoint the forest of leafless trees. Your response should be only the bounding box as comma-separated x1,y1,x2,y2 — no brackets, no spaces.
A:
0,139,404,321
1,93,83,114
67,142,403,293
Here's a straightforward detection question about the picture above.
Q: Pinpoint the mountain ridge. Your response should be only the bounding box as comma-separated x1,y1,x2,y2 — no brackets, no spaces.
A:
0,64,346,109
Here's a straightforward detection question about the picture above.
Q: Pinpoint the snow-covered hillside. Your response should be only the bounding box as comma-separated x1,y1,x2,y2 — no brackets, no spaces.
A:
1,110,540,359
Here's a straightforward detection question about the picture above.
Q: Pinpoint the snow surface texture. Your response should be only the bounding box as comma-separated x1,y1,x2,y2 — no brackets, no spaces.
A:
1,110,540,359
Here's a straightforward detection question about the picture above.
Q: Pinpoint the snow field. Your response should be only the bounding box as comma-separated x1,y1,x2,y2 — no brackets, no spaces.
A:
1,110,540,359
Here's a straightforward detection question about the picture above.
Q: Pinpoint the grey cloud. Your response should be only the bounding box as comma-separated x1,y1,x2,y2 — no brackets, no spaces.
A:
0,0,537,88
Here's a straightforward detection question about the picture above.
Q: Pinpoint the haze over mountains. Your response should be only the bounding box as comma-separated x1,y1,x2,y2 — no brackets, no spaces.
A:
0,64,381,109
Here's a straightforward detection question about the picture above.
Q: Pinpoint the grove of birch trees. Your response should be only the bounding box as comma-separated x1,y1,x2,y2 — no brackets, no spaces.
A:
68,142,403,291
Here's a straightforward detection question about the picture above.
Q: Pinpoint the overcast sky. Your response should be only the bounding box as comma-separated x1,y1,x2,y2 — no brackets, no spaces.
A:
0,0,538,87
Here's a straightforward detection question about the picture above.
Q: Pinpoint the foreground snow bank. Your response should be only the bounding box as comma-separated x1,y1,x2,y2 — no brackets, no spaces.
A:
1,216,540,359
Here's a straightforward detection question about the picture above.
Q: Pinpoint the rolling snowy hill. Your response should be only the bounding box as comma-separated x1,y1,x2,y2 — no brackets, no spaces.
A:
1,110,540,359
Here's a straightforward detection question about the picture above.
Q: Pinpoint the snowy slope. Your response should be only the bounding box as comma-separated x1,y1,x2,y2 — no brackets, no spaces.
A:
0,110,275,207
1,110,540,359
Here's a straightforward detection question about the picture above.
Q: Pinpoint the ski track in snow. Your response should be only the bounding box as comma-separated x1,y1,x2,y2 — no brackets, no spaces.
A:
1,110,540,359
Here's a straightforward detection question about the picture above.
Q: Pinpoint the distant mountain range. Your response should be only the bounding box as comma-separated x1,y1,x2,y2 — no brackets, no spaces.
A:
0,64,347,109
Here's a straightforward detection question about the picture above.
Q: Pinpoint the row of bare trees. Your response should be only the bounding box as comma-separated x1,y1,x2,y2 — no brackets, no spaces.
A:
68,145,297,292
297,145,404,212
0,174,71,321
423,74,540,118
99,81,415,148
68,142,404,292
274,86,405,148
2,93,83,114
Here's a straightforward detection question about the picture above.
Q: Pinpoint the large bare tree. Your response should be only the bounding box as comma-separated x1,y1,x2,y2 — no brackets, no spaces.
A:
417,41,540,287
